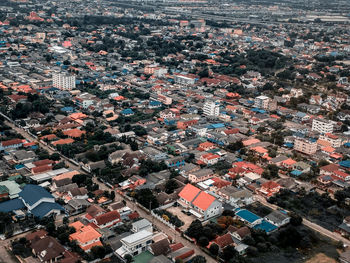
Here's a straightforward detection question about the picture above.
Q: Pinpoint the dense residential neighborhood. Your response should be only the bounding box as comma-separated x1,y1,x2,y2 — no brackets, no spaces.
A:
0,0,350,262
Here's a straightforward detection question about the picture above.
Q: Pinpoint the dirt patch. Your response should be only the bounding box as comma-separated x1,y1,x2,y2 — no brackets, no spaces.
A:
166,206,196,231
305,253,337,263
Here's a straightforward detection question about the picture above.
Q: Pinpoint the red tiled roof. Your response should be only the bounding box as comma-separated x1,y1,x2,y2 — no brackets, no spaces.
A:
1,138,23,147
94,211,120,225
213,233,233,248
32,165,52,174
33,159,55,167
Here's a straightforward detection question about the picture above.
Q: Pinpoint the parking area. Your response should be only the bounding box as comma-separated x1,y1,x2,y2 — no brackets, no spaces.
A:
166,206,196,231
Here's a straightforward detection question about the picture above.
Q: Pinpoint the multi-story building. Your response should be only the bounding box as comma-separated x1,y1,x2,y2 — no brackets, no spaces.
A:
178,184,223,220
294,138,317,155
52,72,76,90
254,95,270,109
319,133,342,148
203,100,220,116
312,118,334,134
116,230,153,257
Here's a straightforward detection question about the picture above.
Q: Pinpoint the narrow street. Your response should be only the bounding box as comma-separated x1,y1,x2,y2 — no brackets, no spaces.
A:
5,116,350,261
255,195,350,246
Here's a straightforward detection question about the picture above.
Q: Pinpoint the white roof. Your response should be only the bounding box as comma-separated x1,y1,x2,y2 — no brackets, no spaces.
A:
30,168,70,182
121,230,153,244
244,172,261,181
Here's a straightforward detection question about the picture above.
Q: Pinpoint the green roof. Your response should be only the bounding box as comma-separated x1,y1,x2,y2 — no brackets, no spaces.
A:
8,175,22,181
0,185,9,195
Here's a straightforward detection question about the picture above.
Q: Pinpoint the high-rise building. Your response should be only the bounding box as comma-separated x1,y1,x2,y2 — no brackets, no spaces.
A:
53,72,76,90
203,100,220,116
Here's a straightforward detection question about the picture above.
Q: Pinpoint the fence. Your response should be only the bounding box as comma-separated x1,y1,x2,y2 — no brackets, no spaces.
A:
151,211,176,230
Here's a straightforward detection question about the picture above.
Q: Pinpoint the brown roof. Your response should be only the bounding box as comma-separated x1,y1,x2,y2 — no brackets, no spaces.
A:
1,138,23,147
235,226,251,239
86,204,105,218
213,233,233,248
94,211,120,225
69,187,88,197
150,238,170,256
31,236,65,261
26,230,48,244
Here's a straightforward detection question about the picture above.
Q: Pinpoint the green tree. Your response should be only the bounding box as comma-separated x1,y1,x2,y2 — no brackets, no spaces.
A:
192,255,207,263
209,243,219,256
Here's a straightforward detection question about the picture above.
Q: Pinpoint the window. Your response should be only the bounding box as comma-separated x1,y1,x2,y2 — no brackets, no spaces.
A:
146,240,152,244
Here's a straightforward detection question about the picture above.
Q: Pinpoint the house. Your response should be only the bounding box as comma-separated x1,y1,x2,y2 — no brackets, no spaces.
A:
165,156,185,168
199,153,221,166
168,245,195,262
178,184,223,220
218,186,254,208
229,226,251,242
115,230,153,257
188,169,214,183
31,236,65,263
265,210,290,227
85,204,105,221
92,210,122,229
68,187,88,200
0,138,24,151
211,233,234,251
18,184,64,218
258,181,281,197
69,222,102,252
132,219,153,233
235,209,262,227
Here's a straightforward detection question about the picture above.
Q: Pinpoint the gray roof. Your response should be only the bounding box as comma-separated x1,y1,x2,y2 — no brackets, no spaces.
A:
132,219,151,230
190,168,214,178
265,210,290,224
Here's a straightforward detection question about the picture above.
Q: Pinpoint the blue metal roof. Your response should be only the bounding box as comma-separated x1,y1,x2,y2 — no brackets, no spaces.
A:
291,170,303,176
236,209,261,224
339,160,350,169
121,108,134,115
254,220,277,233
61,106,73,112
207,123,225,129
19,185,53,206
0,199,25,213
30,202,64,218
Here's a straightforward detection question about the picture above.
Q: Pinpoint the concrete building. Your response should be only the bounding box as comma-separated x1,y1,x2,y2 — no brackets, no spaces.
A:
203,100,220,116
254,95,270,109
294,138,317,155
116,230,153,257
53,72,76,90
312,118,334,134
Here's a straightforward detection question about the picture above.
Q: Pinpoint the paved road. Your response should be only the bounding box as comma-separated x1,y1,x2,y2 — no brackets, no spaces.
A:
0,231,34,263
5,120,83,173
6,116,350,259
255,195,350,246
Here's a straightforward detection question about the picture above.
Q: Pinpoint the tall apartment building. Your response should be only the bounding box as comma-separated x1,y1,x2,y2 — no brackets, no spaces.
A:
203,100,220,116
254,95,270,109
294,138,317,155
53,72,76,90
312,118,334,134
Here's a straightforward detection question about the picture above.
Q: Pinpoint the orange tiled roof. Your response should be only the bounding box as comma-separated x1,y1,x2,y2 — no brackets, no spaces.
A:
63,128,86,138
178,184,201,203
69,225,101,244
52,138,75,146
192,191,216,211
282,158,296,165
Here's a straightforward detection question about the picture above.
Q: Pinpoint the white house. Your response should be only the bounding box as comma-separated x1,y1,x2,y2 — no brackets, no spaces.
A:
115,230,153,257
